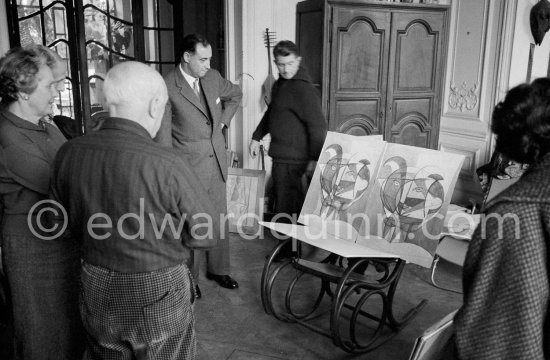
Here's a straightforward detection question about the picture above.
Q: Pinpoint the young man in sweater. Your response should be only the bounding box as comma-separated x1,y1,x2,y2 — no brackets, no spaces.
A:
249,40,327,259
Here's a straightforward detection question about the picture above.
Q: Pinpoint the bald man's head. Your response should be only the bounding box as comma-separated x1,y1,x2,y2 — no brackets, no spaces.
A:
102,61,168,137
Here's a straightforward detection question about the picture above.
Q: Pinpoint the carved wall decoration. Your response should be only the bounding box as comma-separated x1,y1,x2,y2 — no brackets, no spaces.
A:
448,81,479,112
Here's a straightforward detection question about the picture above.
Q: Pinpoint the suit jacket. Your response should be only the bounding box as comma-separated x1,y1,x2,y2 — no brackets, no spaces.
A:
156,67,242,182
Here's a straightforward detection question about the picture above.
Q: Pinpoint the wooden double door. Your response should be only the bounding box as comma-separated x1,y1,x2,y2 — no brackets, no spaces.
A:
297,1,449,149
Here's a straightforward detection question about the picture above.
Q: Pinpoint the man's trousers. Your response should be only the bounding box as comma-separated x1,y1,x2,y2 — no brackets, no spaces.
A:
80,262,197,360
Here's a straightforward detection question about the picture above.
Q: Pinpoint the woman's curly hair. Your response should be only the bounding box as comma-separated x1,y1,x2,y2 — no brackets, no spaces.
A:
0,45,58,105
492,77,550,165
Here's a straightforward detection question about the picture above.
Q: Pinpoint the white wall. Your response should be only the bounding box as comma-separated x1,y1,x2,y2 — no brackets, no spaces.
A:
438,0,550,204
229,0,301,171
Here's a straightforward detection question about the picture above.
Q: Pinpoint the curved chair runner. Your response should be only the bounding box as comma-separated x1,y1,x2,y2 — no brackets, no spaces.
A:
261,238,427,354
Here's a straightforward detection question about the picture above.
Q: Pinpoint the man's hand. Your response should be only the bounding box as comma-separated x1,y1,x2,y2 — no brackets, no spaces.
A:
249,140,260,158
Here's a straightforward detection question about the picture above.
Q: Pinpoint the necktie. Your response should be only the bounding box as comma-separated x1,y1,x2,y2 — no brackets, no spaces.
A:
193,79,201,102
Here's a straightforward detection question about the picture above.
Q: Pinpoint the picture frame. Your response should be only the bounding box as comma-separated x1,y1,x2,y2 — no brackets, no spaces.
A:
226,168,266,235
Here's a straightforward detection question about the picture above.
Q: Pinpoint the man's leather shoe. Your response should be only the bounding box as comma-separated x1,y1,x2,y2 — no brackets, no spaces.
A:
206,272,238,289
195,285,202,299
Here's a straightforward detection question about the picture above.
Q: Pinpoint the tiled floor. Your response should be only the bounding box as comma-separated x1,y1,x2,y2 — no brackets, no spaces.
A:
194,233,462,360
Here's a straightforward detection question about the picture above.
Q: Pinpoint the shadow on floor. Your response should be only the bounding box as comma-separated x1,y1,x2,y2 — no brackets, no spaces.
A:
195,233,462,360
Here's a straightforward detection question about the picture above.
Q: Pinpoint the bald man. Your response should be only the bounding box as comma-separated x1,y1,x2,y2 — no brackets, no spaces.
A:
50,61,217,359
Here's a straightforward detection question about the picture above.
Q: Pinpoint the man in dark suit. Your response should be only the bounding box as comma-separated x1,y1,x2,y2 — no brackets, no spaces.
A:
156,34,242,291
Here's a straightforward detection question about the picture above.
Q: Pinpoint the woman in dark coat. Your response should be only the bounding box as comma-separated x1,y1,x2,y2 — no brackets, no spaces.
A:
0,45,84,360
454,78,550,359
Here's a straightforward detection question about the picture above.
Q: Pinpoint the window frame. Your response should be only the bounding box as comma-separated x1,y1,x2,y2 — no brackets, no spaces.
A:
5,0,180,135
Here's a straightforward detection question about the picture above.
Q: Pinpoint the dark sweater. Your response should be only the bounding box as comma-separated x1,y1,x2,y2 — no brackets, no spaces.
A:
252,67,327,163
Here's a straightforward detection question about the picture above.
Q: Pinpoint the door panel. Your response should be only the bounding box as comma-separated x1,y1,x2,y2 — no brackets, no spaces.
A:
396,23,435,90
296,0,325,92
386,11,445,148
330,7,390,135
391,121,430,147
391,98,431,147
338,21,382,90
336,99,381,135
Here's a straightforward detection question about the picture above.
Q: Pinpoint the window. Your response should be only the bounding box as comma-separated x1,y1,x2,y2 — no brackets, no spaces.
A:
143,0,175,76
14,0,74,118
6,0,179,134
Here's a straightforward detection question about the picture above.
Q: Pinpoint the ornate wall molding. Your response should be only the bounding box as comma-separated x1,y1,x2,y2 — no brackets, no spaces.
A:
448,81,479,112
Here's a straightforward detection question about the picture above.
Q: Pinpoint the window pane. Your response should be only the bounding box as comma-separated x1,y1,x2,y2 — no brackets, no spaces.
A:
158,0,172,28
52,41,71,76
143,0,172,28
49,42,74,117
42,0,66,7
83,0,101,10
16,1,75,119
86,46,129,113
19,14,43,46
111,20,134,57
16,0,38,6
89,76,104,110
50,6,68,41
110,0,133,22
84,0,135,66
144,29,158,62
85,9,108,47
160,30,174,62
142,0,157,27
11,0,177,132
84,0,133,23
54,78,74,118
44,6,68,44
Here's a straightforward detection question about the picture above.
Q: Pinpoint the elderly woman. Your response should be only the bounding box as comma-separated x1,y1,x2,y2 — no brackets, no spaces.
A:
0,46,83,359
454,78,550,359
